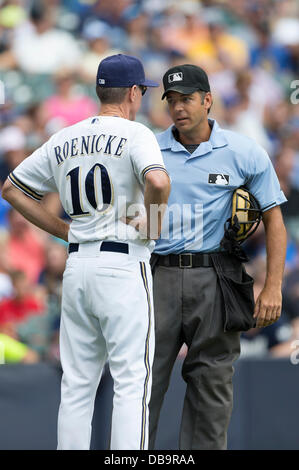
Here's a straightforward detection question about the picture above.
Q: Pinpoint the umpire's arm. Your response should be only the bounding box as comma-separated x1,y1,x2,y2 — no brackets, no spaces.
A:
253,205,287,328
2,179,69,242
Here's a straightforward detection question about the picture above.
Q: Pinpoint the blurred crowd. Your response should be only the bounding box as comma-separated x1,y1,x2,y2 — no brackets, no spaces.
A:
0,0,298,364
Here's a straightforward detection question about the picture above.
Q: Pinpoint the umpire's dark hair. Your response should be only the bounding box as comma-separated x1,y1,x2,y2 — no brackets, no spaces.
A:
96,86,130,104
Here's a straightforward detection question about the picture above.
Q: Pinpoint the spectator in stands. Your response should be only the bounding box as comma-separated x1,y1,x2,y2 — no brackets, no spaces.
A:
160,1,208,57
0,269,46,361
91,0,132,27
223,69,275,152
0,182,10,230
275,146,299,242
282,253,299,343
250,21,293,74
0,270,45,325
42,68,98,128
0,332,39,363
264,100,292,151
0,236,13,301
188,15,249,72
80,20,121,84
122,4,150,55
0,125,26,183
272,17,299,74
39,239,67,300
6,209,46,284
0,0,26,70
12,1,82,74
36,240,67,362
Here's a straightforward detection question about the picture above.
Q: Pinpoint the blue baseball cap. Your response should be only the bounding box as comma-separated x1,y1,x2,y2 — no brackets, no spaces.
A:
96,54,159,88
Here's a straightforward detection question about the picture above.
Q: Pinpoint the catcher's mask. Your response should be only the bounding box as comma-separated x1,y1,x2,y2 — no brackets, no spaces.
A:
224,187,262,243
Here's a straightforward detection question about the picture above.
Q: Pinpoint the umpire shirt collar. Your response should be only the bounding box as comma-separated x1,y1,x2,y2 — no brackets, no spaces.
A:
159,119,228,158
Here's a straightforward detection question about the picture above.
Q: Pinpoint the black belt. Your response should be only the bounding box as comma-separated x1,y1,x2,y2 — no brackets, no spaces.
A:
155,252,213,268
68,241,129,255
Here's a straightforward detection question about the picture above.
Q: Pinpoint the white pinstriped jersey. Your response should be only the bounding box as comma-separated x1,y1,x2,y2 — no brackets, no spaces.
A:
9,116,167,249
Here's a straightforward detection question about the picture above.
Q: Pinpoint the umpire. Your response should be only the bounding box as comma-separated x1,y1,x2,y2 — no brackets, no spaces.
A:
149,64,287,450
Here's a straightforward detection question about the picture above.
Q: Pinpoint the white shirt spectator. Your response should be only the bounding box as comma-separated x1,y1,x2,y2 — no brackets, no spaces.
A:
13,26,82,74
0,126,26,154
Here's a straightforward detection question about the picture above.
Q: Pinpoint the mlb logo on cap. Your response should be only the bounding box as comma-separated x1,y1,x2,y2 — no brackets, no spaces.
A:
168,72,183,83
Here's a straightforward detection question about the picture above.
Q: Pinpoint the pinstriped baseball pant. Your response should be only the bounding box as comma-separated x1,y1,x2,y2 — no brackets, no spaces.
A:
57,243,154,450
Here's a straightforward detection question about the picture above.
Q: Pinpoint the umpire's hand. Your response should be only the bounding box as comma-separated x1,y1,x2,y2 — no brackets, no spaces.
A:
253,285,282,328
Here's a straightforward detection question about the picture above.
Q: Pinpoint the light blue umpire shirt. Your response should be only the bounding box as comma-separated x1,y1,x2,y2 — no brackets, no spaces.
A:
154,118,287,255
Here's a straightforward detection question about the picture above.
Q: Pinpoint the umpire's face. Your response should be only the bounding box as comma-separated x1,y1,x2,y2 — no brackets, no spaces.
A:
166,90,212,135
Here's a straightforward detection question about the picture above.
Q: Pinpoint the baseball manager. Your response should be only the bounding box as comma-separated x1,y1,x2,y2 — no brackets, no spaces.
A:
2,54,170,450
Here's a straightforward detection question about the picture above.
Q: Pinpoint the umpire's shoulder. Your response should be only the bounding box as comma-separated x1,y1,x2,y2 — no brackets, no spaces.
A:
154,126,172,149
222,128,269,160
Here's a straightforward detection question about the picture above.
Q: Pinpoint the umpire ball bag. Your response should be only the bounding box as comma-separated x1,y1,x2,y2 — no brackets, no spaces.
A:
215,187,262,330
220,187,262,261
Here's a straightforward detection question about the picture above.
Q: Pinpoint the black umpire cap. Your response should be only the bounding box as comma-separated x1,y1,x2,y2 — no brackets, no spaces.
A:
161,64,210,100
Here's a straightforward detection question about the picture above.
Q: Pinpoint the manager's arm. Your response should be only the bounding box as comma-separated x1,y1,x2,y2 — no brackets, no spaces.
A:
2,179,69,242
144,170,171,239
253,205,287,328
125,170,170,240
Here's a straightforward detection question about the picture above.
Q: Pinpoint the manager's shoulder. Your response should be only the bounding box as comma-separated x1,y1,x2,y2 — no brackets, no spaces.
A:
47,118,92,144
128,120,155,136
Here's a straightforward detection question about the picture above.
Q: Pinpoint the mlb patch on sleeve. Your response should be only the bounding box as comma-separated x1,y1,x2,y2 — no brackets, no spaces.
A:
208,174,229,185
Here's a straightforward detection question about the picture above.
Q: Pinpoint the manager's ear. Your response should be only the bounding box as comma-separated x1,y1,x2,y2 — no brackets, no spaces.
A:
128,85,139,103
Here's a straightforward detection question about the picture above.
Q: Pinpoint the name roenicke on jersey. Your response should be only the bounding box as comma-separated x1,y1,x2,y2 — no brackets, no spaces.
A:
54,133,128,165
8,115,167,247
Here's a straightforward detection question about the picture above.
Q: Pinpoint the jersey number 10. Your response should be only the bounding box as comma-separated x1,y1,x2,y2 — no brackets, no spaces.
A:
66,164,113,217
